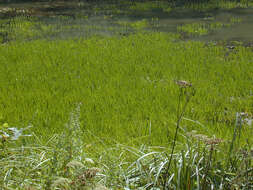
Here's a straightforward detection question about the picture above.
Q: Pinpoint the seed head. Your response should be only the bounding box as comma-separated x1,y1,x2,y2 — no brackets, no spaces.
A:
205,137,223,145
83,167,101,179
174,80,192,88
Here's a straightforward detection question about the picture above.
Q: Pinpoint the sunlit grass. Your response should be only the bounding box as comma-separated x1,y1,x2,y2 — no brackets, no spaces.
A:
0,91,252,189
0,31,252,146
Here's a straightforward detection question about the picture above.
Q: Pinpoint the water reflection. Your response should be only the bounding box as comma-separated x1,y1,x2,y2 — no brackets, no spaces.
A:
0,1,252,42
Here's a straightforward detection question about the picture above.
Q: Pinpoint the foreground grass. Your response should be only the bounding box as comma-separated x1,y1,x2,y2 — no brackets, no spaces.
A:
0,98,252,189
0,31,252,188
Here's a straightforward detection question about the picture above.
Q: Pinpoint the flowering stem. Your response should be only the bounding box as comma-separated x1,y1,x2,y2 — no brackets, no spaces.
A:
163,86,193,189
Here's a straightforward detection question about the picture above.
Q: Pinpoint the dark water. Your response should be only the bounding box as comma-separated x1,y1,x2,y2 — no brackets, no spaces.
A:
0,1,253,42
195,9,253,42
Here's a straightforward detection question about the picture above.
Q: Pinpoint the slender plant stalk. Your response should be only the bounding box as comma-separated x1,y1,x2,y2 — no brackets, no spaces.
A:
226,112,242,169
163,86,193,189
201,144,214,189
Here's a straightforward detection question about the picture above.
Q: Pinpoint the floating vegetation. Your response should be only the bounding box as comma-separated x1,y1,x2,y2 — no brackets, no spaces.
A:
0,16,56,42
117,19,149,31
177,17,243,36
185,0,252,10
129,1,172,13
178,22,209,36
230,16,242,24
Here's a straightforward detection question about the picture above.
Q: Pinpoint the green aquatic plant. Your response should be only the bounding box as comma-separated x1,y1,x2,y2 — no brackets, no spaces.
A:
177,18,243,36
230,17,242,24
129,1,171,12
1,16,38,41
0,16,58,42
129,2,161,11
184,0,252,10
117,19,149,31
0,32,252,144
130,19,149,30
177,23,209,36
163,6,172,13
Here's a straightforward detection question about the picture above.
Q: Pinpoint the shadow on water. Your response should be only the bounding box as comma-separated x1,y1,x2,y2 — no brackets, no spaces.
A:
0,0,253,43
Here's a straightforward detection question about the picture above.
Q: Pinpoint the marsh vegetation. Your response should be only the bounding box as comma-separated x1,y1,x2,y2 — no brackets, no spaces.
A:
0,0,252,189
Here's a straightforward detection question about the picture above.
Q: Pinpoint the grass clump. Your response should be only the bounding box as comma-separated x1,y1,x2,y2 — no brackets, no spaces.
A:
0,104,107,189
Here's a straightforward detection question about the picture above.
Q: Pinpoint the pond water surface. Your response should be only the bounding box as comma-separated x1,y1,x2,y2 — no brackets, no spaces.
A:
0,1,253,43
